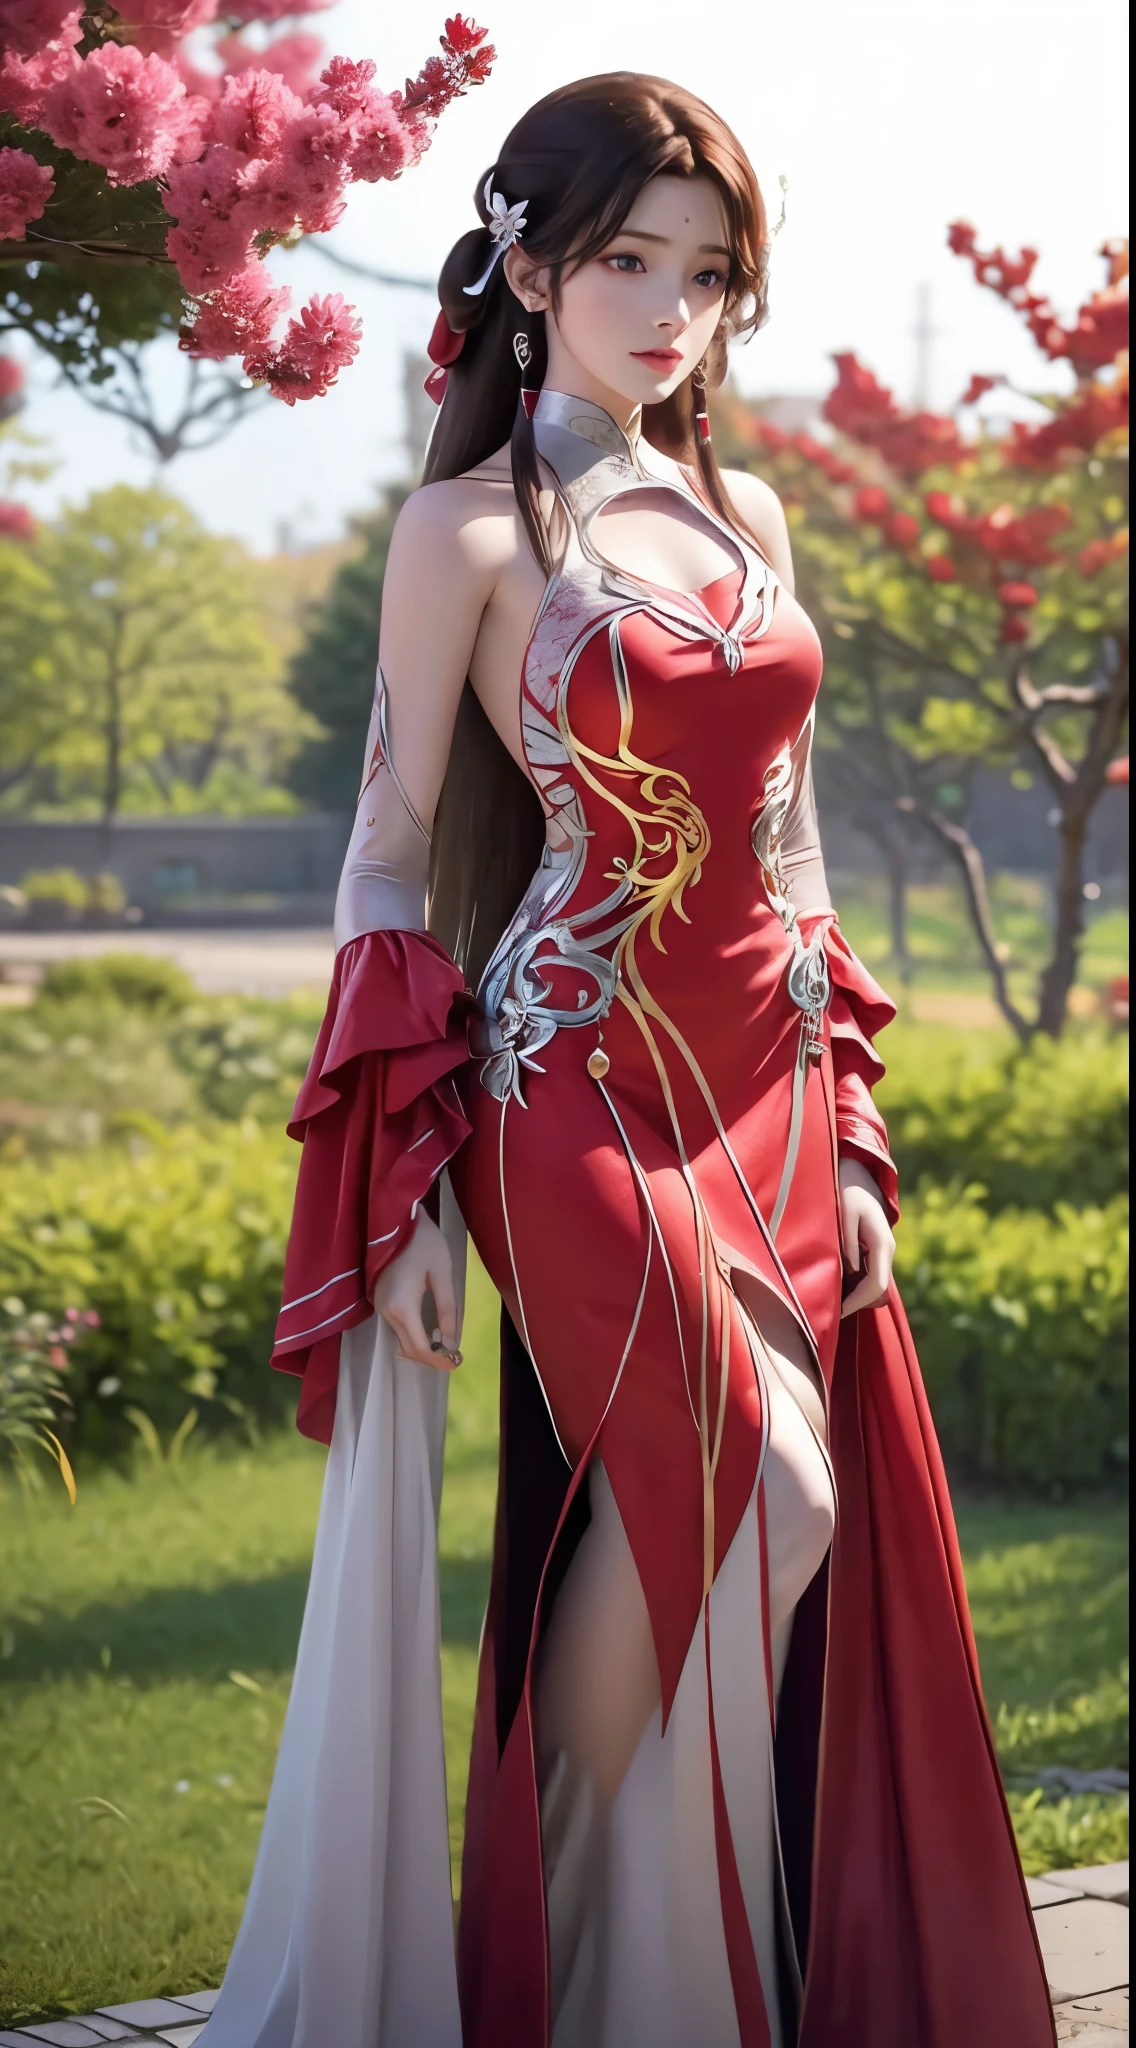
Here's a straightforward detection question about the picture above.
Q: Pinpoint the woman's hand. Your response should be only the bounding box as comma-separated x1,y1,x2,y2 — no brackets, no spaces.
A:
838,1156,895,1318
373,1210,460,1369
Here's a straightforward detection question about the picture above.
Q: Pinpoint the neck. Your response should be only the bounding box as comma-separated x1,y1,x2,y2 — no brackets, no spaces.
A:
540,340,642,437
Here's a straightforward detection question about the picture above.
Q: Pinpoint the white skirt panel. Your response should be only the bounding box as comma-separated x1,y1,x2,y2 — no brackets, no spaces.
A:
202,1183,466,2048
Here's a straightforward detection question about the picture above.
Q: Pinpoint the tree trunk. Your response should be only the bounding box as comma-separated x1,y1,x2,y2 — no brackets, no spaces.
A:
884,831,912,983
902,798,1033,1041
102,687,121,829
1036,804,1089,1036
1026,634,1129,1038
100,646,123,859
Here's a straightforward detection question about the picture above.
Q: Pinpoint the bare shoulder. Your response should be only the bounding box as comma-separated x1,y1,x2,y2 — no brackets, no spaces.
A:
719,466,794,585
390,461,520,587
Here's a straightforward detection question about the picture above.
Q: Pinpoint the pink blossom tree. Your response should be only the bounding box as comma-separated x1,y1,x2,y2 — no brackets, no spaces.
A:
0,6,493,424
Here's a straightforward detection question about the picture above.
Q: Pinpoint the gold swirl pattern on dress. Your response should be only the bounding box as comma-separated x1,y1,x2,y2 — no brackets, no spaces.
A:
557,615,711,966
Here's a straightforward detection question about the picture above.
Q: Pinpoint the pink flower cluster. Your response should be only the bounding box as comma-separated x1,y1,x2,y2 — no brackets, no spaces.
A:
0,4,81,127
0,9,495,403
44,42,209,187
0,144,54,239
243,291,362,402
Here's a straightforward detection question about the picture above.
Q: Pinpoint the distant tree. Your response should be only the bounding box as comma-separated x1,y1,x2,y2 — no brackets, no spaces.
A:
0,521,62,798
723,228,1129,1039
6,483,307,823
285,493,403,809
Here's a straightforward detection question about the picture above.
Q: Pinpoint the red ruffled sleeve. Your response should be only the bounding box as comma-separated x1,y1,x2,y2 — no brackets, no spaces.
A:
801,913,900,1226
271,929,473,1443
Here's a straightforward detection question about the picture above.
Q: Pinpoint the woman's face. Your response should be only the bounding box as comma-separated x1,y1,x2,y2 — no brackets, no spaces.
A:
509,173,732,421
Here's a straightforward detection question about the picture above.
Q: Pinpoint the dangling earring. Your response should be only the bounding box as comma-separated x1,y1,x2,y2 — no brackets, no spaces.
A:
692,359,711,445
514,319,540,418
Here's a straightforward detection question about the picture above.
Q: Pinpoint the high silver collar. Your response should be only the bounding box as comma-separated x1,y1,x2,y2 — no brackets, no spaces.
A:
531,388,649,487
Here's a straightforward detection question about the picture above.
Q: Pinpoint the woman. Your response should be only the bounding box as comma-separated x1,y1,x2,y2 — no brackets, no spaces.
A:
206,73,1055,2048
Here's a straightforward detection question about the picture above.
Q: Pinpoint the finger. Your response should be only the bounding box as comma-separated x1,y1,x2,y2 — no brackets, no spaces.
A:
429,1261,458,1344
865,1230,890,1301
840,1272,879,1319
840,1191,861,1269
397,1293,432,1362
381,1303,432,1366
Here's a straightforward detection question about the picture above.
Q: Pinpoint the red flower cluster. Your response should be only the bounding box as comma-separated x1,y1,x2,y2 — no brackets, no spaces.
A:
824,353,966,478
926,555,958,584
1,8,495,403
924,493,1071,568
1077,529,1129,579
396,13,495,124
948,221,1129,377
1006,384,1129,469
748,418,856,484
0,498,36,540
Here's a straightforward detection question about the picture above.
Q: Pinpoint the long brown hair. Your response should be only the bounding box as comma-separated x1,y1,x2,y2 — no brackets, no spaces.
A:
424,73,770,987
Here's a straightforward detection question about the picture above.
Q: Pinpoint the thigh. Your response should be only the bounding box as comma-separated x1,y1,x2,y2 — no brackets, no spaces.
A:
533,1460,661,1809
760,1363,835,1641
733,1269,828,1446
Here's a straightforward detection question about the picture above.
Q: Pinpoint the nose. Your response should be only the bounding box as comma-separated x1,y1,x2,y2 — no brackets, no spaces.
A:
653,279,691,338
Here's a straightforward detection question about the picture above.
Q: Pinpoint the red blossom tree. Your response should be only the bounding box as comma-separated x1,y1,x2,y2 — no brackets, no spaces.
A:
0,6,493,412
725,228,1128,1038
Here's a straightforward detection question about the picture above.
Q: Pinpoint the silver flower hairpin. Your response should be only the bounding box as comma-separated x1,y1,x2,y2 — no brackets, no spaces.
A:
464,175,529,296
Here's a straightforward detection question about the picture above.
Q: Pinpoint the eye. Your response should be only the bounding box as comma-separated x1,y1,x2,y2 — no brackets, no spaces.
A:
693,266,727,291
605,251,646,273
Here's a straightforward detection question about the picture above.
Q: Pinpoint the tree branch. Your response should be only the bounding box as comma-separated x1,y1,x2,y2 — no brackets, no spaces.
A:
310,241,435,292
897,796,1034,1041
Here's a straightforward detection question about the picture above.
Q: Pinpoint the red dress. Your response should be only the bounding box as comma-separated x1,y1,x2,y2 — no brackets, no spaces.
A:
271,391,1055,2048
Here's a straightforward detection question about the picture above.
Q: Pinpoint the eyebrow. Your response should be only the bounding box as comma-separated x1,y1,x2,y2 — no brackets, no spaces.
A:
613,229,732,258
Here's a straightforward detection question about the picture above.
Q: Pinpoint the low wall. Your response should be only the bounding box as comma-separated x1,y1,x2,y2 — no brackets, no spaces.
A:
0,814,352,920
0,772,1127,925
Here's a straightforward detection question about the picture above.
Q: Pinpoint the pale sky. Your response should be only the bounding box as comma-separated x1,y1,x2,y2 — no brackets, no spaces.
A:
10,0,1130,552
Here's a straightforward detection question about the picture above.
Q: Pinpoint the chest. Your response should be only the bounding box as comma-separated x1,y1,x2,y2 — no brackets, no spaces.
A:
589,488,745,594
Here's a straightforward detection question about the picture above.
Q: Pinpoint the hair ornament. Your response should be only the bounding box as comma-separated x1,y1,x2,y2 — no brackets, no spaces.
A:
463,174,529,296
424,307,466,406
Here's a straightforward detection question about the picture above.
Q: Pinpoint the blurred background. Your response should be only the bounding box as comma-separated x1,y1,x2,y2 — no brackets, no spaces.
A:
0,0,1128,2035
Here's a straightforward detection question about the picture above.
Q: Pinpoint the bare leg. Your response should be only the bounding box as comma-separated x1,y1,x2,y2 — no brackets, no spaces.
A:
534,1295,835,2040
733,1273,835,1695
534,1461,659,2036
534,1462,660,1805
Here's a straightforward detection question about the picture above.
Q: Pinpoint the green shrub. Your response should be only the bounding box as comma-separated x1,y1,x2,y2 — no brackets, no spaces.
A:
879,1025,1128,1212
38,952,196,1014
0,1123,299,1456
897,1185,1129,1489
85,872,128,917
19,867,89,910
168,995,322,1123
0,1008,195,1154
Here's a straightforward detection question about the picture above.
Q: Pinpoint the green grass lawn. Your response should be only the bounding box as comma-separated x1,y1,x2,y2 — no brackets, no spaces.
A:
832,873,1128,1014
0,1257,1128,2028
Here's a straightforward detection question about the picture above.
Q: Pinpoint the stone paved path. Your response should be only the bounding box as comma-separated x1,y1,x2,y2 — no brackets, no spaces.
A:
0,928,336,999
1,1861,1127,2045
1031,1862,1130,2042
